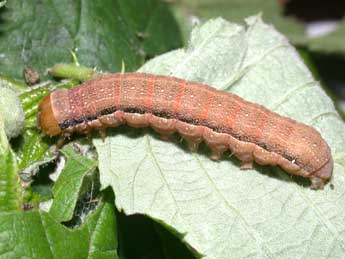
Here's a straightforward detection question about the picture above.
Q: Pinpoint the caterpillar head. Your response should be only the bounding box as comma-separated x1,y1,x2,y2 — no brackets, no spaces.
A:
38,94,61,136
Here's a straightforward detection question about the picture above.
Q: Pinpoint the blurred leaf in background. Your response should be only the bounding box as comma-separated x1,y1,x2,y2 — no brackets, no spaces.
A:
0,0,183,81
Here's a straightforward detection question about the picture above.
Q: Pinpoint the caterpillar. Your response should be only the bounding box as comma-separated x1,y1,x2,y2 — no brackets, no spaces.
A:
38,72,333,189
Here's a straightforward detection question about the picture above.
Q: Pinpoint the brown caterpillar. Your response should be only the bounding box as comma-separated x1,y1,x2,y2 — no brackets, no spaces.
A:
38,73,333,189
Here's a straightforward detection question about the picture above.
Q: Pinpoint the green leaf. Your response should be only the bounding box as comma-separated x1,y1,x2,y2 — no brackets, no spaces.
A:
94,16,345,258
16,129,52,171
0,0,182,81
49,145,98,222
307,19,345,53
0,193,118,258
0,118,22,212
117,0,183,57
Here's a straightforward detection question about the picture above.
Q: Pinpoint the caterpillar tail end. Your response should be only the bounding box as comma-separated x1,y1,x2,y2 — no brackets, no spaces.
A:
310,156,333,190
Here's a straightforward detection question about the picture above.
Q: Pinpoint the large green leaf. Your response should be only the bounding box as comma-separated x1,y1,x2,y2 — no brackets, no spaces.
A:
94,16,345,258
0,0,182,81
0,193,118,259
